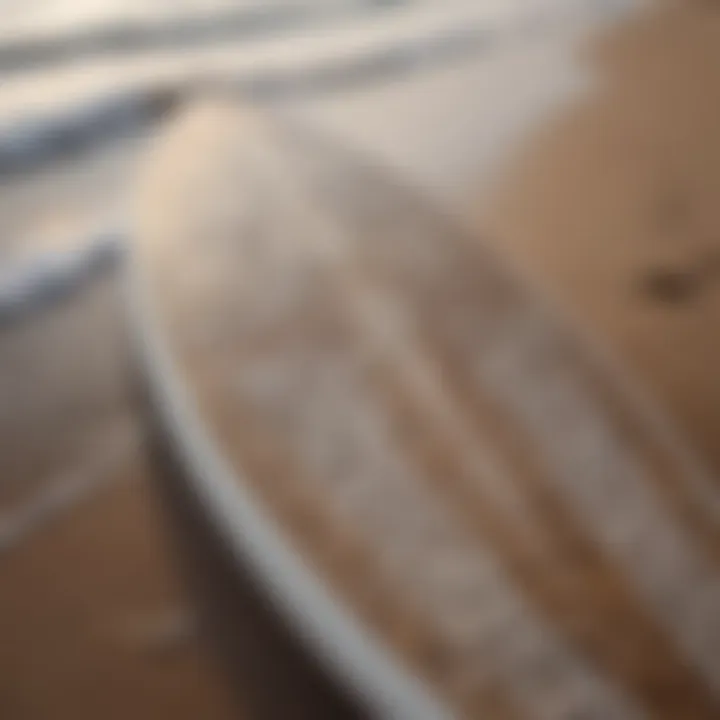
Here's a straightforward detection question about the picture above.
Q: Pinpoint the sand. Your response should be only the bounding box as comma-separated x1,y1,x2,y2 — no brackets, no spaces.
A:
485,0,720,476
0,277,236,720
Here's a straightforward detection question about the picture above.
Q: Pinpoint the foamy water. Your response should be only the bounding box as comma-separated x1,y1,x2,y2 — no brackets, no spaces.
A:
0,0,643,320
0,0,623,37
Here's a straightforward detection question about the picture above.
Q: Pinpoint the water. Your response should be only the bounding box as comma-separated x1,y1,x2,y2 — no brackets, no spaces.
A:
0,0,641,322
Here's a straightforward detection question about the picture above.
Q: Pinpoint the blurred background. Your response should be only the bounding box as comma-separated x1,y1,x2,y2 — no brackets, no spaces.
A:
0,1,717,718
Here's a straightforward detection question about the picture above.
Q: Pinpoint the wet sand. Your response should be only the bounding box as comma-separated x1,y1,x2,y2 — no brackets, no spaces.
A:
0,461,236,720
0,68,238,713
0,277,237,720
486,0,720,475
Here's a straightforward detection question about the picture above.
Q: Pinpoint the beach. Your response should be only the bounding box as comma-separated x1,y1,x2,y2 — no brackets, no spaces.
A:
3,1,718,718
